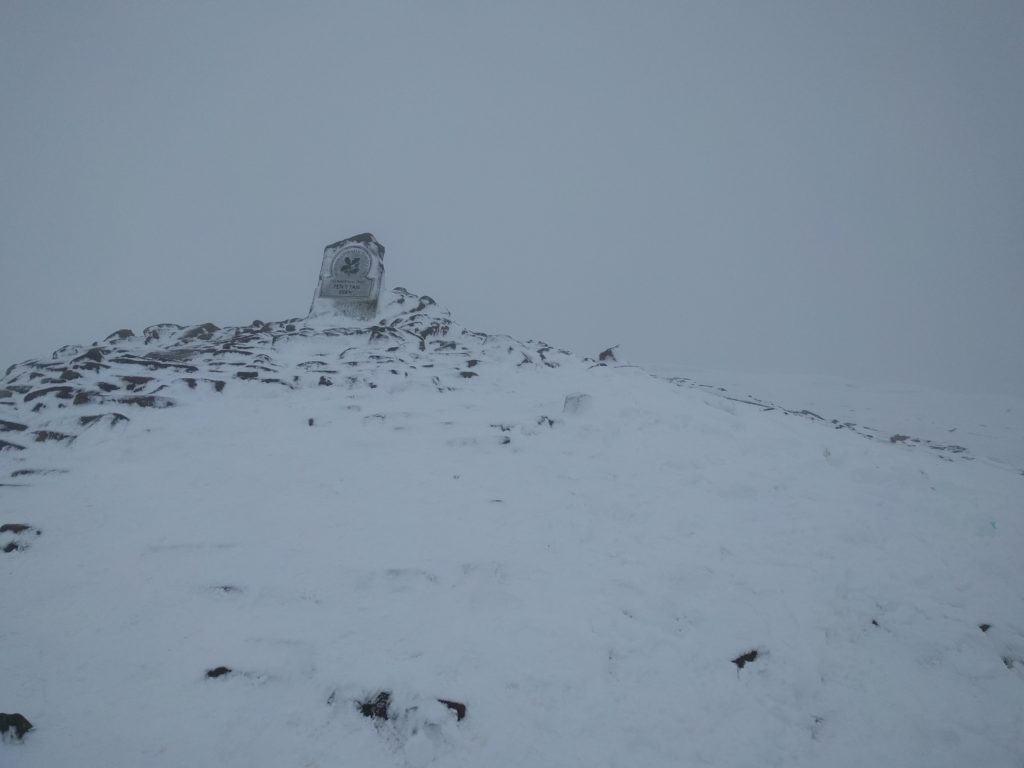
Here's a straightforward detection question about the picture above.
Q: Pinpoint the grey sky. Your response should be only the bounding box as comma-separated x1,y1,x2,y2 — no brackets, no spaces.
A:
2,2,1022,395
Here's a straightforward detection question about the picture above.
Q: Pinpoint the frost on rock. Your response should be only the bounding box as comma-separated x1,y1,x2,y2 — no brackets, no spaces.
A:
0,287,576,468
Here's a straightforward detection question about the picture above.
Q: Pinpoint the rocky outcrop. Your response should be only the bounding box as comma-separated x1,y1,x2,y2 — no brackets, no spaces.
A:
0,288,574,471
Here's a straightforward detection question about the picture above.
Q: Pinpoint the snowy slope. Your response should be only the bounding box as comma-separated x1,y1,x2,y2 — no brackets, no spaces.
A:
2,289,1022,767
648,367,1024,473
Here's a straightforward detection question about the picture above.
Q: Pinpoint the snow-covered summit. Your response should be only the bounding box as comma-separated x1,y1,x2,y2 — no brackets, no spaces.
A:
0,287,577,457
2,286,1022,767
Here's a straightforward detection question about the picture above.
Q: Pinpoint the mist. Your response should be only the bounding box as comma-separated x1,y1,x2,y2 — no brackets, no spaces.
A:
2,1,1022,395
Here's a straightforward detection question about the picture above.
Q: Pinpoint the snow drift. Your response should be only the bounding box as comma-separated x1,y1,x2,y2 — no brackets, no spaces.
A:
1,288,1022,767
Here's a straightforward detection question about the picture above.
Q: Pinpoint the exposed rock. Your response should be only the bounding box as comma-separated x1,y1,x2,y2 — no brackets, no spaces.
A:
74,347,106,364
356,691,467,722
1,524,41,553
309,233,386,320
732,650,760,669
120,376,154,391
23,386,75,402
359,691,392,720
114,395,174,408
0,713,33,741
79,413,130,428
205,666,232,679
33,430,75,444
0,524,35,534
438,699,467,721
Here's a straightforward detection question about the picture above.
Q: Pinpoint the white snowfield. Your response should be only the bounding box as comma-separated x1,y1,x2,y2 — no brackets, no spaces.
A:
2,289,1021,767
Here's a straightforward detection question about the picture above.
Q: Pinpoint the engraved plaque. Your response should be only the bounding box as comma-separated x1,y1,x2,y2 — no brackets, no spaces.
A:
309,233,385,319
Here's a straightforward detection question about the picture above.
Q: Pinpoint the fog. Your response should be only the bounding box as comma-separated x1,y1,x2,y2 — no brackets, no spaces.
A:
2,2,1022,395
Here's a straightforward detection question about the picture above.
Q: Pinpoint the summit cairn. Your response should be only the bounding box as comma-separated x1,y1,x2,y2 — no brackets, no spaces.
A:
308,233,385,320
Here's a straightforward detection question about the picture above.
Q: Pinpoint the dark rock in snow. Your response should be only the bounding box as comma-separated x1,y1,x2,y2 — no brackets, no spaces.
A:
0,524,36,534
33,430,75,444
356,691,466,722
23,386,75,402
115,395,174,408
1,524,41,554
205,666,232,679
74,347,106,364
78,413,130,428
438,699,467,721
359,691,392,720
732,650,760,669
120,375,154,391
0,713,33,741
0,419,27,432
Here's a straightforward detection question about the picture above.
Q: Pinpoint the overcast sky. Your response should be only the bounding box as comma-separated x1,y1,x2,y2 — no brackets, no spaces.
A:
2,2,1022,395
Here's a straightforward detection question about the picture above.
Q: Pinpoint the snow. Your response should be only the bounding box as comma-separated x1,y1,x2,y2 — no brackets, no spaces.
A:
2,291,1022,767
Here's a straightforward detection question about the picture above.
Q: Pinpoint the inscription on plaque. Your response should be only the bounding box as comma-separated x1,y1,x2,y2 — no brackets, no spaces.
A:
309,233,385,319
320,244,374,299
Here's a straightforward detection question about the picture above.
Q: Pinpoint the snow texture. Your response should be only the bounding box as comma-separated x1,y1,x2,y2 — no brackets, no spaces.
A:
2,288,1022,767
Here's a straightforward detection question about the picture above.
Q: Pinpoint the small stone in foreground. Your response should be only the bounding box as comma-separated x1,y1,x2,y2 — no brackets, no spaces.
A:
438,699,467,721
0,524,37,535
359,691,391,720
0,713,33,741
732,650,759,669
206,666,232,679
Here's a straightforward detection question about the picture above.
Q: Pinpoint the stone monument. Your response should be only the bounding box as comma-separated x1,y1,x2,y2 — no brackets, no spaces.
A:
308,233,385,320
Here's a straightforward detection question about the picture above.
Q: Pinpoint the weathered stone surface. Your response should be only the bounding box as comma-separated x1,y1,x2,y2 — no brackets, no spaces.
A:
309,233,385,320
